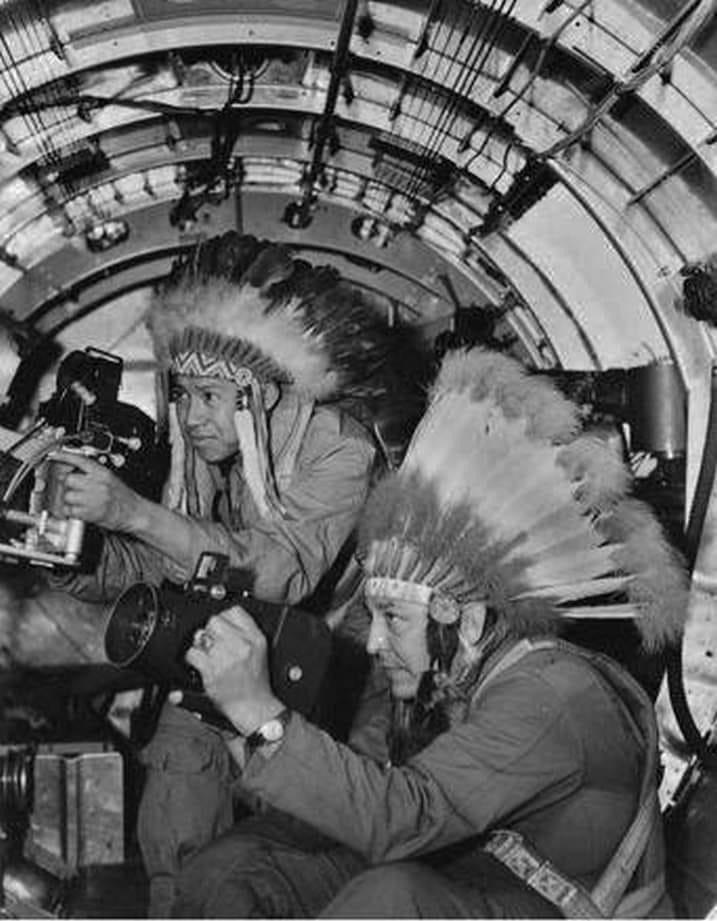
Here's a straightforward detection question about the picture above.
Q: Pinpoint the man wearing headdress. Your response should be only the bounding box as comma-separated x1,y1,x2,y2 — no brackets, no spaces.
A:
172,347,688,918
51,231,420,916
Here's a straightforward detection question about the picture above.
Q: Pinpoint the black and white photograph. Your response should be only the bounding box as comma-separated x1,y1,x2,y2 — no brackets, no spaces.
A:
0,1,715,917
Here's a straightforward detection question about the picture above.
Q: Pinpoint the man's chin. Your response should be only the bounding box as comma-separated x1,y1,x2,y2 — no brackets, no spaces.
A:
389,674,421,700
191,441,228,464
192,447,216,463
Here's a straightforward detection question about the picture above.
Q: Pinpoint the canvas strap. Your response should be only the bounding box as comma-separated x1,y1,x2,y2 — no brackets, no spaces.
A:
484,829,606,918
484,823,664,920
477,639,663,918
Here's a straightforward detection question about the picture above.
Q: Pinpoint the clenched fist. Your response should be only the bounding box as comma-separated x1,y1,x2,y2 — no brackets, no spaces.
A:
50,449,142,532
184,606,283,736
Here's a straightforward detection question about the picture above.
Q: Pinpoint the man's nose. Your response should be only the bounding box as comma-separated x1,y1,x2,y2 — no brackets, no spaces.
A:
366,616,386,655
185,395,206,427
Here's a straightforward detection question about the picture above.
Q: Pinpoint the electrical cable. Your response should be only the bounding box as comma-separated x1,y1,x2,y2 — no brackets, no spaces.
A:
2,439,58,505
399,1,466,203
2,1,60,166
465,0,591,177
664,364,717,766
20,0,76,162
423,0,518,209
424,0,512,168
291,0,360,222
453,0,516,138
0,22,51,165
402,0,451,149
388,0,444,123
486,133,526,195
413,0,480,145
30,0,115,164
404,0,518,221
406,3,485,203
6,419,48,455
173,49,258,224
404,0,486,205
392,0,466,215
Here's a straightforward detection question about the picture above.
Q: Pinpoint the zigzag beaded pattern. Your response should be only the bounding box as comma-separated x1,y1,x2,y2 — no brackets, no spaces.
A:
173,350,256,386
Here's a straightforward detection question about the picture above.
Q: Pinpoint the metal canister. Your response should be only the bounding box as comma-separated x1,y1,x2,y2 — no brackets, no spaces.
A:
628,361,686,458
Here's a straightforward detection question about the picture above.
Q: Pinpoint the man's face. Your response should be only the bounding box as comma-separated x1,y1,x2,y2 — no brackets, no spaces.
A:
174,374,239,463
365,593,431,699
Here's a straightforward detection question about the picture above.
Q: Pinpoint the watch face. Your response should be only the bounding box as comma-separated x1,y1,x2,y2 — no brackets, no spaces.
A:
261,717,286,743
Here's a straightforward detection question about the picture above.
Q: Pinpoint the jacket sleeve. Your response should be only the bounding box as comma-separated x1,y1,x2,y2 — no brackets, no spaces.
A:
50,410,375,605
47,533,170,603
240,668,584,863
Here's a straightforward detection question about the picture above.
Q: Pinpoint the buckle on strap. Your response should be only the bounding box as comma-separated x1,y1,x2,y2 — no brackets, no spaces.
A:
484,830,605,919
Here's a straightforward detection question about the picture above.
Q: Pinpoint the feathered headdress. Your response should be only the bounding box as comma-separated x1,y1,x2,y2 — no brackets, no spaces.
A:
147,232,424,517
358,347,689,653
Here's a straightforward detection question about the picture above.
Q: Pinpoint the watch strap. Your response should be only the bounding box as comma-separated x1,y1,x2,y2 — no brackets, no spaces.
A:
245,707,291,755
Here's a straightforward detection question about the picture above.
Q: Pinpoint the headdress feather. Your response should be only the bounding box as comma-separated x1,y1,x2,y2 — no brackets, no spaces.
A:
147,232,426,517
147,231,426,417
359,347,689,649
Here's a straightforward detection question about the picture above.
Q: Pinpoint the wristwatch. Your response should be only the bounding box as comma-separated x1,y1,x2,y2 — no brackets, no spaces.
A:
245,708,291,755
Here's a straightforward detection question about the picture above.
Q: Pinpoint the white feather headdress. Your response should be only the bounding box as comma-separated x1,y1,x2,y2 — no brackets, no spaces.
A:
358,348,689,651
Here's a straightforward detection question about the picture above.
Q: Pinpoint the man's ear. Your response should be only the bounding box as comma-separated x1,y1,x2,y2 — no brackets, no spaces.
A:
262,380,281,411
459,601,487,645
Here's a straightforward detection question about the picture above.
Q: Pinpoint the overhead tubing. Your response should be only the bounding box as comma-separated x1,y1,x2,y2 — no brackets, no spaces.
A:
0,2,704,362
1,1,713,184
469,0,591,177
0,1,60,168
0,6,708,223
286,0,360,228
168,47,265,229
0,112,688,328
0,3,704,408
0,156,676,376
401,0,518,210
0,77,676,262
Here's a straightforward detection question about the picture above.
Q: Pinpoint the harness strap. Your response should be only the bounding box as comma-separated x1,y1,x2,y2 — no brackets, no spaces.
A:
588,650,661,917
590,793,661,915
485,829,666,920
476,639,663,919
614,873,666,918
485,829,605,918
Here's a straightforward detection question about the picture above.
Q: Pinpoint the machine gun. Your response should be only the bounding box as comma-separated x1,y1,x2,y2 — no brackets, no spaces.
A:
0,347,168,569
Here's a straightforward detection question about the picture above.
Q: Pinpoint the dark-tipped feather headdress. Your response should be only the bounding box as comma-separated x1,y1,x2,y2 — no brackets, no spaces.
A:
358,347,689,652
147,232,425,517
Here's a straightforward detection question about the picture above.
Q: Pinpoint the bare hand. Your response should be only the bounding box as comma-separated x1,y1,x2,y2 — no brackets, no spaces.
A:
185,606,282,735
51,449,141,532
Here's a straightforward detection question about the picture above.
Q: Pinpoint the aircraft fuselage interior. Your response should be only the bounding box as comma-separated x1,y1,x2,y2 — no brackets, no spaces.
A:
0,0,716,917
